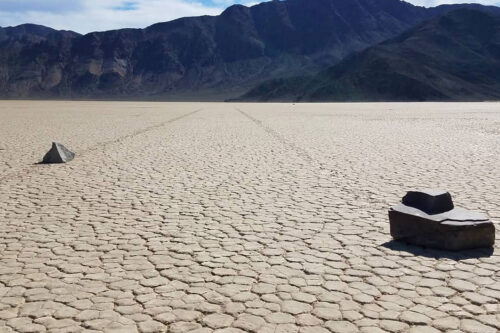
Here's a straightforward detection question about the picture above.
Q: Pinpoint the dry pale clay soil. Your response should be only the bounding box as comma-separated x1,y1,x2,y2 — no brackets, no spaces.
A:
0,101,499,333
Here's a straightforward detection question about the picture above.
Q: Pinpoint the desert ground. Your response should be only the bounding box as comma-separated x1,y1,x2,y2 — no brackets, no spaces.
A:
0,101,499,333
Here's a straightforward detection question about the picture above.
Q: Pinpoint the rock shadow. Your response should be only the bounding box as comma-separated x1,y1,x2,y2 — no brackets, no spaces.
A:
381,240,494,260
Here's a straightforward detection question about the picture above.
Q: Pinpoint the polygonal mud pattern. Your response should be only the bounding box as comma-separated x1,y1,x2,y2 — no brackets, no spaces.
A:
0,102,498,333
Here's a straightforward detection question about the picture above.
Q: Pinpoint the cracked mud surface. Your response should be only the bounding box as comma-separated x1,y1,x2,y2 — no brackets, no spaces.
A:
0,101,499,332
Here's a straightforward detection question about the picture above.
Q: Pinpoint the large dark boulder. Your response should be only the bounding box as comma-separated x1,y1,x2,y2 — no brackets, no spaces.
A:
389,190,495,250
42,142,75,164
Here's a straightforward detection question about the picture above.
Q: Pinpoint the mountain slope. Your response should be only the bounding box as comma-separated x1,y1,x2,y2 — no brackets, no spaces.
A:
240,9,500,102
0,24,80,95
0,0,499,100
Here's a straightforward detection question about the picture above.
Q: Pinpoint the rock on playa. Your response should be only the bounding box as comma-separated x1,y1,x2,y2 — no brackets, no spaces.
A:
389,190,495,251
42,142,75,164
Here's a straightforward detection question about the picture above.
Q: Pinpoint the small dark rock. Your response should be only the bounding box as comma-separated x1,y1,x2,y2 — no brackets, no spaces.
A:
402,189,453,214
389,190,495,251
42,142,75,164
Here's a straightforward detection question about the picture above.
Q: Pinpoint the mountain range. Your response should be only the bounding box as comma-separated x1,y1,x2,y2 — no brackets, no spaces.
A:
240,8,500,101
0,0,500,101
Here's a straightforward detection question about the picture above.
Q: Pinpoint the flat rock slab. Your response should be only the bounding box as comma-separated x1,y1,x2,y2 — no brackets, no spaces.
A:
42,142,75,164
389,204,495,251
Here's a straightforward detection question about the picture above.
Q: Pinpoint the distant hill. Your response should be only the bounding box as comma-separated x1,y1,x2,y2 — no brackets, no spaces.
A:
238,9,500,102
0,0,499,100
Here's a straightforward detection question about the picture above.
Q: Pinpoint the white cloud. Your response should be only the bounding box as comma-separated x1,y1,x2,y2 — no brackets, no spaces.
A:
0,0,223,33
0,0,82,12
0,0,499,34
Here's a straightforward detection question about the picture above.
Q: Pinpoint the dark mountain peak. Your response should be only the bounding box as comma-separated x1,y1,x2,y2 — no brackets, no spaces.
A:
240,8,500,102
1,23,56,36
221,3,251,15
0,23,80,45
0,23,80,37
388,8,499,47
436,7,498,31
146,14,215,35
433,3,500,16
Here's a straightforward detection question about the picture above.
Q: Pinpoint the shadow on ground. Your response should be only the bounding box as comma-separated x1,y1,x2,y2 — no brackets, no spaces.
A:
382,240,494,260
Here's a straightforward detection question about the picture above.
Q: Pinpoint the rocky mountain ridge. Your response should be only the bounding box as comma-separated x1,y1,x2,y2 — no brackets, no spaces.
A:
1,0,499,100
239,9,500,102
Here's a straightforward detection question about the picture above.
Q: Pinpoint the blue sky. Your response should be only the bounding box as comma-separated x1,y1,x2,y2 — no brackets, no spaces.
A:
0,0,499,33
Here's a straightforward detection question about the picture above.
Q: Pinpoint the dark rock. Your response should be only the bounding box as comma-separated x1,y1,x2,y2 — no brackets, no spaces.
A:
402,189,454,215
389,192,495,250
42,142,75,164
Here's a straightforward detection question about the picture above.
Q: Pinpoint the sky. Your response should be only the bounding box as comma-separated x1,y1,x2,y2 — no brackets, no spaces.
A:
0,0,499,34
